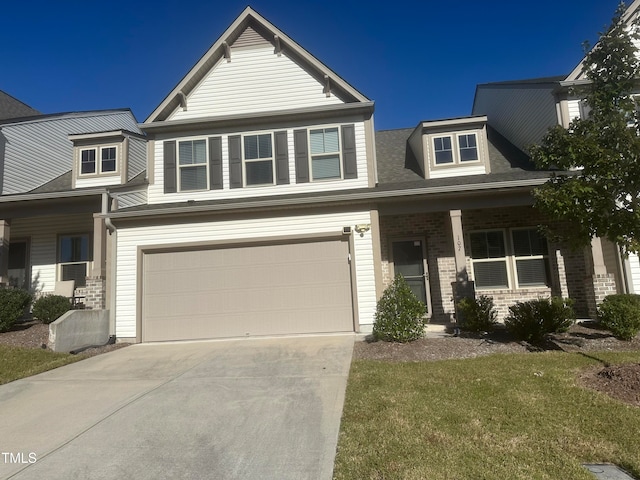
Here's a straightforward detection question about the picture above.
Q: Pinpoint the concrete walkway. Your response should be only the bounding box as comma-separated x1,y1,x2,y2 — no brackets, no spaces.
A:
0,335,354,480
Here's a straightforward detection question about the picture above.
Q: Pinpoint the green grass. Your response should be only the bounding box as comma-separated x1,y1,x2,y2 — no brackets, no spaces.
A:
334,351,640,480
0,345,83,385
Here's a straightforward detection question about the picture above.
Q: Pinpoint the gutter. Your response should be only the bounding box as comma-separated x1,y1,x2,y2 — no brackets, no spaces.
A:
104,177,549,220
0,188,108,204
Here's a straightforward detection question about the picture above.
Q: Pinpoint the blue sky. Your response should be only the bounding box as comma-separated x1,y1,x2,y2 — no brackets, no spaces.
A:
1,0,623,130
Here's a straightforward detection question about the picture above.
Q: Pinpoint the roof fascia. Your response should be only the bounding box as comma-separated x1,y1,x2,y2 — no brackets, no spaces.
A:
105,178,548,221
0,188,107,204
144,6,370,124
141,102,374,134
420,115,487,130
68,130,146,142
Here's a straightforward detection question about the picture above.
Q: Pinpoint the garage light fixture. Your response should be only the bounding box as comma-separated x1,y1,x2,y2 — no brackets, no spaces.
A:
354,224,371,237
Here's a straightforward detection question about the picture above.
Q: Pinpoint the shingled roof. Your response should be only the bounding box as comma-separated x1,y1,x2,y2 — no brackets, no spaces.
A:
0,90,40,121
375,125,542,187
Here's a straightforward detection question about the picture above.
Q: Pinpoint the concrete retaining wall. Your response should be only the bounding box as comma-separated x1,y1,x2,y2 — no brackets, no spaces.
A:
48,310,110,353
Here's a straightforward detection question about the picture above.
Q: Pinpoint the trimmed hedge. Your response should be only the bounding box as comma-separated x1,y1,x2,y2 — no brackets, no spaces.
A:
32,295,72,324
505,297,575,344
373,274,427,343
456,295,498,332
597,294,640,341
0,288,32,332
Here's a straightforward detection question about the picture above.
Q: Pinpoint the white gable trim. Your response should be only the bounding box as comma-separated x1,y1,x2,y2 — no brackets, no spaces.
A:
145,7,370,124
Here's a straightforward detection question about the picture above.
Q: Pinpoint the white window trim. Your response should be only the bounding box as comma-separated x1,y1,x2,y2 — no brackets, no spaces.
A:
57,233,91,286
78,145,119,177
308,124,343,182
469,228,551,292
431,131,481,168
177,137,209,192
242,131,275,187
468,229,512,291
511,227,551,289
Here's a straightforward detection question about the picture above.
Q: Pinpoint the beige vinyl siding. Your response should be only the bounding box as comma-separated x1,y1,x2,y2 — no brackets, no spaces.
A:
75,175,122,189
114,210,376,339
168,45,342,121
127,136,147,181
116,190,148,209
147,121,369,204
10,214,93,293
472,84,558,152
428,164,486,179
629,252,640,293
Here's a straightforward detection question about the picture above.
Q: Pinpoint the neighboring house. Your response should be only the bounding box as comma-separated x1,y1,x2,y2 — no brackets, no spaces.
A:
0,109,145,310
472,0,640,303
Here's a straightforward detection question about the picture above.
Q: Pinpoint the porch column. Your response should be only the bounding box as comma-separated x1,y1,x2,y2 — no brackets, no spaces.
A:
586,237,616,318
0,220,10,286
449,210,474,325
91,216,106,278
85,216,107,309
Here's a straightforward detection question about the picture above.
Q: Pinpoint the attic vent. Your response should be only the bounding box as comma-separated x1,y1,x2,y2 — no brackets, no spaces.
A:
232,26,271,48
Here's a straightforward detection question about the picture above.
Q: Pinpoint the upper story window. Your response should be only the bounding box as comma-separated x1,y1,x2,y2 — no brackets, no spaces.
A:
243,133,274,186
310,127,341,180
79,146,119,176
432,133,479,166
178,139,207,191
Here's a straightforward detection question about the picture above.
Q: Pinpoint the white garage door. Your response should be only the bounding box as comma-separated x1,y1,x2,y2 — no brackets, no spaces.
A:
141,238,354,342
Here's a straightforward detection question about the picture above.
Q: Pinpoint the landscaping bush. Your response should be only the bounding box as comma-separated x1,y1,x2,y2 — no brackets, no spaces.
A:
0,288,32,332
456,295,498,332
505,297,575,344
597,294,640,341
373,274,427,343
32,295,71,324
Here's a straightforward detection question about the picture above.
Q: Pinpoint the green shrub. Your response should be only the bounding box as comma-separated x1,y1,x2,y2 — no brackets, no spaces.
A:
0,288,32,332
456,295,498,332
505,297,575,344
32,295,71,324
373,274,427,343
597,294,640,341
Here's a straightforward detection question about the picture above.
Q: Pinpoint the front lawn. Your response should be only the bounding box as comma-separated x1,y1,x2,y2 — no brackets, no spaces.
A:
0,345,82,385
334,351,640,480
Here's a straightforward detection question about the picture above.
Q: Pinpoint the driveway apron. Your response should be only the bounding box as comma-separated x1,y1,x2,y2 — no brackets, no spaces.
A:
0,335,354,480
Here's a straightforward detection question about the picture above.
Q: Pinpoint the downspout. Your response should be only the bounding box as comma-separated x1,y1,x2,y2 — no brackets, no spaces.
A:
103,192,118,340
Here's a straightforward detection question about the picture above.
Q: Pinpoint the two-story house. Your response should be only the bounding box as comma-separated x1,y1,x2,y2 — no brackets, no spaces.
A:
2,6,614,343
99,7,599,343
472,0,640,311
0,109,145,313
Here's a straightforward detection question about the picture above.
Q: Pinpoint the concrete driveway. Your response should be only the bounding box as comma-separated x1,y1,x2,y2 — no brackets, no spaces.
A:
0,335,354,480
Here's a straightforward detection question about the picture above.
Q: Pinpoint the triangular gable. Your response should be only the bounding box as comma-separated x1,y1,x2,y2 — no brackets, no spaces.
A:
145,6,369,123
566,0,640,81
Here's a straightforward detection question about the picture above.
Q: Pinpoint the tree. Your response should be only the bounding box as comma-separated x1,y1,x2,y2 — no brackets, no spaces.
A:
529,2,640,253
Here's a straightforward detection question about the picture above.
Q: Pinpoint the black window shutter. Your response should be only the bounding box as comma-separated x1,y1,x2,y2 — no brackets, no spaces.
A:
208,136,223,190
341,124,357,179
293,129,309,183
163,140,177,193
274,131,290,185
228,135,242,188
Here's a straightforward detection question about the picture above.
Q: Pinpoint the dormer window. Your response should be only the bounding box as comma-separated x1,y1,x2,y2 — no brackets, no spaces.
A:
79,146,119,176
432,133,479,166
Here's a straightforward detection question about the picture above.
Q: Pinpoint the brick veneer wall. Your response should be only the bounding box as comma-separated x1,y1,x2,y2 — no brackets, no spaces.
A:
379,206,591,322
84,277,106,310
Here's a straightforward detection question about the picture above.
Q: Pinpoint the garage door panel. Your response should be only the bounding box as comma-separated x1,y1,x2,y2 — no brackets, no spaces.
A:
142,239,353,342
